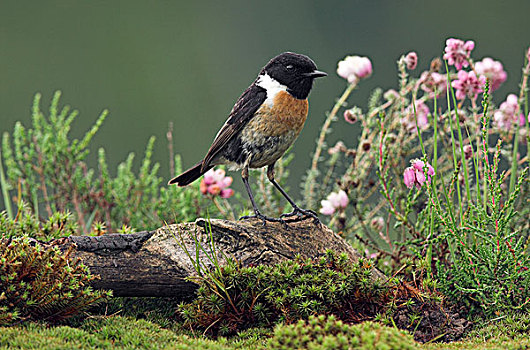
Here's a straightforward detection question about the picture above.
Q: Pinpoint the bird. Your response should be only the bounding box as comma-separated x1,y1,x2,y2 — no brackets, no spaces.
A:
168,52,327,224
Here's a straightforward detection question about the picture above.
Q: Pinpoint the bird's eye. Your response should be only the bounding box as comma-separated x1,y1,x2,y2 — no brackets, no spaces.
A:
286,64,294,69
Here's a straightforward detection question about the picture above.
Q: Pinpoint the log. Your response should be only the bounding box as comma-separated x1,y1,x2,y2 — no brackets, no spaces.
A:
50,218,385,297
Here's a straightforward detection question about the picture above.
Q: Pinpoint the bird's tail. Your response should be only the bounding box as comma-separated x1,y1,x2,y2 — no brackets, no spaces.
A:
168,161,212,186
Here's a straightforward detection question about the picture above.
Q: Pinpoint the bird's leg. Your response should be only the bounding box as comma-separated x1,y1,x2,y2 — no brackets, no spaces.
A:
267,164,320,224
239,164,285,226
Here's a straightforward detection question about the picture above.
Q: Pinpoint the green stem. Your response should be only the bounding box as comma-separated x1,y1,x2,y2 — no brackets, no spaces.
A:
306,82,357,206
445,62,463,225
508,126,520,194
0,147,13,219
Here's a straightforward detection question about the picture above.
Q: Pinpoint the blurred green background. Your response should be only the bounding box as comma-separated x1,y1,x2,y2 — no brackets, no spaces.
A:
1,0,529,198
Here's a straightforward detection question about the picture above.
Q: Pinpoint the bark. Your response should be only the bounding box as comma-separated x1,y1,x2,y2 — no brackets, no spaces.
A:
50,218,385,297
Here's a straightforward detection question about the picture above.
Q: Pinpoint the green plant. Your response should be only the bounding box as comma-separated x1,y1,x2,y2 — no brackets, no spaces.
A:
176,221,465,341
0,91,217,233
420,81,530,317
0,316,239,350
0,235,111,325
1,202,77,241
268,314,418,350
302,40,530,319
178,250,389,336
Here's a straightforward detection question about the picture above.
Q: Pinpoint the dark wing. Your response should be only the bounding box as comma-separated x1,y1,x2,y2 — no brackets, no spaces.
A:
202,83,266,170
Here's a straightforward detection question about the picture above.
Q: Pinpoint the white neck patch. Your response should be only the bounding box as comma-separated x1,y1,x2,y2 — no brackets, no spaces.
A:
257,73,287,107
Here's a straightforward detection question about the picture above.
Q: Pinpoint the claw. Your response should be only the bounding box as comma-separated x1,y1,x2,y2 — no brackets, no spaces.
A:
240,212,288,227
280,207,320,225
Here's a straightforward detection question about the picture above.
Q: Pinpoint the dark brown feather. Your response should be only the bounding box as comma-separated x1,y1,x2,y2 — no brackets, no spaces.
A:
201,84,267,171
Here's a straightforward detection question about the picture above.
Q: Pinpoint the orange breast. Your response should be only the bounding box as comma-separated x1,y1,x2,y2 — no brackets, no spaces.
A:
254,91,309,136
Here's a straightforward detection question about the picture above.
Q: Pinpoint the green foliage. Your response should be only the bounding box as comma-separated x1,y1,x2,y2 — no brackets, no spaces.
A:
1,202,77,241
268,315,418,350
466,313,530,341
0,235,111,326
427,85,530,318
179,250,391,336
0,316,236,350
423,314,530,350
0,91,215,233
303,40,530,319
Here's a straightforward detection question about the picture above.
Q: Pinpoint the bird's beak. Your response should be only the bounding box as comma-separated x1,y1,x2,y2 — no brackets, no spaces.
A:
305,70,327,78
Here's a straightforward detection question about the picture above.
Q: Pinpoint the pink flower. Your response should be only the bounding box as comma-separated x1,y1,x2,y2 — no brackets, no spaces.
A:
320,190,349,215
420,71,447,96
337,56,373,84
403,159,435,189
328,141,346,155
521,112,530,127
364,249,378,259
401,100,430,132
384,89,400,101
220,188,234,199
475,57,507,92
443,38,475,70
370,217,385,231
493,94,524,130
200,168,234,198
463,144,473,160
451,70,486,100
404,52,418,70
343,107,362,124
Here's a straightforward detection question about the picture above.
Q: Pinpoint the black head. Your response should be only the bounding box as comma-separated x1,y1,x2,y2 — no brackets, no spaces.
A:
261,52,327,99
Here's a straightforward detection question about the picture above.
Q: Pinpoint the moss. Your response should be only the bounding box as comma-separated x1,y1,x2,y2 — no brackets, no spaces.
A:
268,314,419,350
179,251,389,335
0,236,110,325
0,316,235,349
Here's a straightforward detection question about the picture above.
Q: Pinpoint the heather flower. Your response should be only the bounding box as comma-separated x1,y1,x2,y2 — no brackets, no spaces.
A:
200,168,234,198
337,55,372,84
403,159,435,189
463,144,473,160
493,94,524,130
364,249,378,259
343,107,362,124
451,70,486,100
384,89,400,101
521,112,530,127
420,71,447,96
328,141,346,155
320,190,348,215
404,52,418,70
475,57,507,91
443,38,475,70
370,217,385,231
430,57,443,72
401,100,430,132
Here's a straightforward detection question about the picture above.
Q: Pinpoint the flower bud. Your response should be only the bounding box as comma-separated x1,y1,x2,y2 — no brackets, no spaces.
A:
404,52,418,70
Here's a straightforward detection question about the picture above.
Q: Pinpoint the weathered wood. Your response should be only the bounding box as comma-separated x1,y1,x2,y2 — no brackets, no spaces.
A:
52,218,385,297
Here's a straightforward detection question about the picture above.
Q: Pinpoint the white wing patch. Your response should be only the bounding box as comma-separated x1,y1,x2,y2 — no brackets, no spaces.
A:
256,73,287,107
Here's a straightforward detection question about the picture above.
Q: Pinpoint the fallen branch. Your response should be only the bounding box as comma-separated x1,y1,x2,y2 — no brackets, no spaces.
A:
48,218,385,297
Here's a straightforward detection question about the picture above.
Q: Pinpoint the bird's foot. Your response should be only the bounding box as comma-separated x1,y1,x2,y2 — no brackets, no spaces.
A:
240,212,288,227
280,207,320,224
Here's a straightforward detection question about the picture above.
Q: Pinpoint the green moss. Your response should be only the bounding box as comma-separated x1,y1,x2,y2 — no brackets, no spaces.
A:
0,203,77,241
0,316,236,349
423,313,530,350
0,236,110,325
179,251,390,335
269,314,419,350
